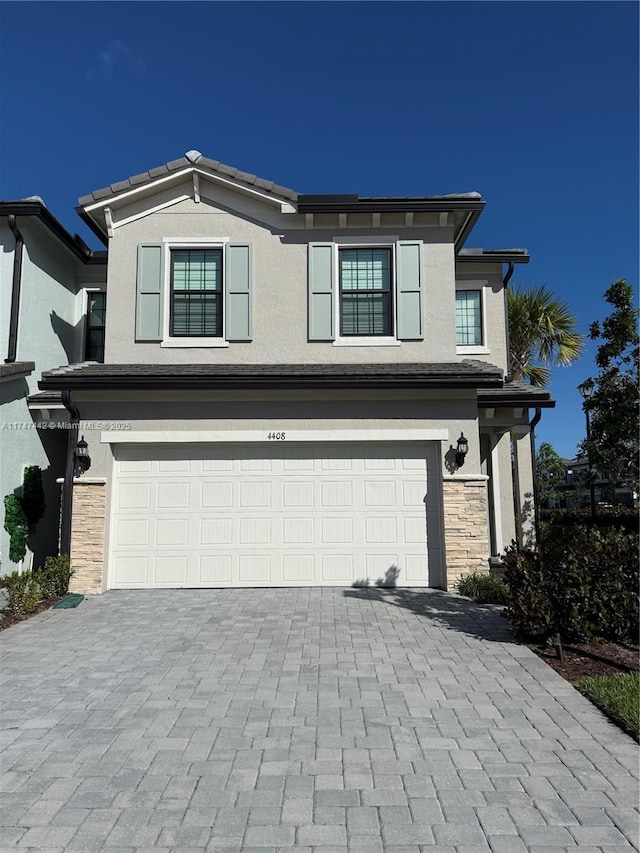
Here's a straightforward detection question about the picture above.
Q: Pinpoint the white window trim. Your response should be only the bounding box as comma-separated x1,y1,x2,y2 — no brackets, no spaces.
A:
80,285,106,362
455,280,489,354
333,240,399,346
161,238,230,348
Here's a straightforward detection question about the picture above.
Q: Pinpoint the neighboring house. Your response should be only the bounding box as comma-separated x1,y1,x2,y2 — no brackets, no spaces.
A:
0,200,106,568
33,150,553,594
558,455,635,508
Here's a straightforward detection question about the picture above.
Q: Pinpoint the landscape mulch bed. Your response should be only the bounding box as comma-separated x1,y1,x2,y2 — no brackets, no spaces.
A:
535,639,640,681
0,596,62,632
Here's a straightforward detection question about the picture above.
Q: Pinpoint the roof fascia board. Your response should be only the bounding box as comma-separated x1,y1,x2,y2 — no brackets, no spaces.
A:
0,202,106,263
83,166,296,216
296,198,485,215
454,209,483,253
39,373,503,392
457,253,530,265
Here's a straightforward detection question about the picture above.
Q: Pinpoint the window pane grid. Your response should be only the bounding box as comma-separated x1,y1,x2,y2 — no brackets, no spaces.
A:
339,248,392,336
171,249,223,337
456,290,482,346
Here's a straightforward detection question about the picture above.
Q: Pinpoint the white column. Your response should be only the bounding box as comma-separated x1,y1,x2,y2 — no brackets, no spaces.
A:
512,426,536,549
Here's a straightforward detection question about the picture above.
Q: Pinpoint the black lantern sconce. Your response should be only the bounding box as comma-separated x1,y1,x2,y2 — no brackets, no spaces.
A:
455,432,469,468
73,435,92,477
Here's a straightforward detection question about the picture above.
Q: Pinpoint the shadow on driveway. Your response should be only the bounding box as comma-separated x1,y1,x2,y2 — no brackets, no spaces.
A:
343,585,515,644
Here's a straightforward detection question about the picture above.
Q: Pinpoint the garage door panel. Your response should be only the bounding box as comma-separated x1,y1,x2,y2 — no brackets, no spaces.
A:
201,518,232,545
157,481,190,508
283,517,315,544
238,555,271,583
201,481,233,507
117,482,151,509
199,555,232,584
110,442,440,589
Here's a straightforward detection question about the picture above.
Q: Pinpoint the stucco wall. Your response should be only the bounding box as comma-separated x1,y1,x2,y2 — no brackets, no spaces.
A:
455,262,508,373
70,389,482,480
104,191,459,365
0,218,106,569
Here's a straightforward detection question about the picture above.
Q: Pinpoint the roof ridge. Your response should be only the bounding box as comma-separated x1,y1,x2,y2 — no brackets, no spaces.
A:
78,151,299,207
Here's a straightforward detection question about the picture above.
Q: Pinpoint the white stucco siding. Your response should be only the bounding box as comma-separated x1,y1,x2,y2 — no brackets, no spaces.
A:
69,390,482,480
0,218,104,568
455,263,508,373
104,194,458,364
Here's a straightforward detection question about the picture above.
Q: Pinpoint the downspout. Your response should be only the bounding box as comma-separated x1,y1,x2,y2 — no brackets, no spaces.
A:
503,262,514,378
60,391,80,556
529,406,543,545
6,215,24,363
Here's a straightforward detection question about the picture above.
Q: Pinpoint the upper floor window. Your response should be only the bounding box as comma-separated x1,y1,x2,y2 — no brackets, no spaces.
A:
170,249,223,338
85,291,106,362
339,248,392,337
308,240,423,345
134,242,252,347
456,290,482,347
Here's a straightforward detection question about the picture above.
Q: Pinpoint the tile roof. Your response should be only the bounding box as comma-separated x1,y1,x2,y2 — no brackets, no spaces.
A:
40,361,503,390
78,150,299,207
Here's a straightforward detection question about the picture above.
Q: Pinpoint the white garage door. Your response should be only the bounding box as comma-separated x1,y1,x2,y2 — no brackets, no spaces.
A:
108,443,443,589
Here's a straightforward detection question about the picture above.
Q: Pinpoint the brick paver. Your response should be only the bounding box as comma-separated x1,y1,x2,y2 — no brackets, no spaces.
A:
1,587,638,851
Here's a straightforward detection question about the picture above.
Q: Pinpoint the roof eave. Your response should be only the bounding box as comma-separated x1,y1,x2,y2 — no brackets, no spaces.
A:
0,202,107,262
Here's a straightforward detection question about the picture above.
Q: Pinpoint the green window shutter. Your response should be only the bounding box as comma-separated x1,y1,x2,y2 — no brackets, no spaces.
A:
308,244,335,340
396,241,423,340
135,245,163,341
225,244,252,341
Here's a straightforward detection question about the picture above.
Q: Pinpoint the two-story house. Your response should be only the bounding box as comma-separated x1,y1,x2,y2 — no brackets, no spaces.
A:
0,201,106,568
35,151,553,594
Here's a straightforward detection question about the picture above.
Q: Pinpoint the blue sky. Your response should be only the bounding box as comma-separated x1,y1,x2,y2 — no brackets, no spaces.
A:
0,1,637,458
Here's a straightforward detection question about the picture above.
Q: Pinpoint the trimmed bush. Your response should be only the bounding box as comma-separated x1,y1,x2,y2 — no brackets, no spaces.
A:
457,572,509,605
540,507,638,535
0,570,43,618
34,555,73,599
21,466,46,528
3,495,29,563
503,524,639,643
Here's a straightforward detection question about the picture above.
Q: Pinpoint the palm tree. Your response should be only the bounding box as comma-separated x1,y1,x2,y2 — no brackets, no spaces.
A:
507,284,584,386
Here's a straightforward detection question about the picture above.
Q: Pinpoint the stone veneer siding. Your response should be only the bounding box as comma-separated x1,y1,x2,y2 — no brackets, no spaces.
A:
69,480,107,595
442,477,490,590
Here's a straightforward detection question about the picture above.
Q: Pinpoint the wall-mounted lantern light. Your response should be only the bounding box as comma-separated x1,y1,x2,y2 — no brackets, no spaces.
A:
455,432,469,468
73,435,91,478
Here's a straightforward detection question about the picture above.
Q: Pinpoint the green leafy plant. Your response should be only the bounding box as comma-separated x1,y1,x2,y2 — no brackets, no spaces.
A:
34,555,73,599
0,569,43,618
457,572,509,605
3,495,29,563
21,466,46,528
574,673,639,742
503,524,639,643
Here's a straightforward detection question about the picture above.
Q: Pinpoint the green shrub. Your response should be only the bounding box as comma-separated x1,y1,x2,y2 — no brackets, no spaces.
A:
540,507,638,535
457,572,509,605
574,673,639,742
3,495,29,563
504,524,639,643
1,570,43,618
21,466,46,528
34,555,73,599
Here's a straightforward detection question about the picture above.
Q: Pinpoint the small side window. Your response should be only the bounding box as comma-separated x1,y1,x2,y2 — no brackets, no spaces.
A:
455,290,482,347
85,291,106,362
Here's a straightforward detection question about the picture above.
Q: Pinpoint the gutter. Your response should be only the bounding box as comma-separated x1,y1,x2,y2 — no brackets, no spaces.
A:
60,390,80,556
503,261,514,377
5,215,24,363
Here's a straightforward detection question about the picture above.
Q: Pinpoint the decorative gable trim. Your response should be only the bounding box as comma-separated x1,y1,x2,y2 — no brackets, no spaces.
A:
83,166,297,218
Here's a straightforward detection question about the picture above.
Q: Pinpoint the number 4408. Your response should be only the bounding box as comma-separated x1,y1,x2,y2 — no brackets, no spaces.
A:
267,431,286,440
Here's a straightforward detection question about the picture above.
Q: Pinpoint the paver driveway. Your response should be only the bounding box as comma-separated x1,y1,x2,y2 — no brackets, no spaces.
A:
1,587,638,853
